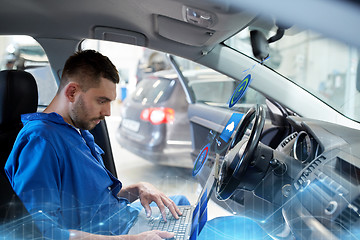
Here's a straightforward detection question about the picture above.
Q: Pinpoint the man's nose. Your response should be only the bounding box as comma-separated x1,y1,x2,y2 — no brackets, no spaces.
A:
101,102,111,117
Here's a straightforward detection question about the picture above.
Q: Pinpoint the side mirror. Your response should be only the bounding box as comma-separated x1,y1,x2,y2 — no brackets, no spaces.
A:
250,30,269,61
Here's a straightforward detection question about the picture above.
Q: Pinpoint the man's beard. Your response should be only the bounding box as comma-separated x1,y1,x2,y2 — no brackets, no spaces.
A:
70,95,104,130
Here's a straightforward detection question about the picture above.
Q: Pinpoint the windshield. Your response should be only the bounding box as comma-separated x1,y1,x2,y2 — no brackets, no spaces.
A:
225,28,360,122
172,57,266,109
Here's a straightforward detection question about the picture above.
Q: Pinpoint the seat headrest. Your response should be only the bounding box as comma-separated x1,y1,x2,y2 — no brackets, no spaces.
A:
0,70,38,126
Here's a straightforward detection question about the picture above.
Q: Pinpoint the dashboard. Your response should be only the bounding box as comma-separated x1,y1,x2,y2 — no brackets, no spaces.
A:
189,103,360,239
273,116,360,239
205,114,360,239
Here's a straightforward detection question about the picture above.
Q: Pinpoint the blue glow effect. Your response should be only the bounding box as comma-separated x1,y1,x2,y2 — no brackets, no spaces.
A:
192,143,210,176
228,74,252,108
219,113,243,143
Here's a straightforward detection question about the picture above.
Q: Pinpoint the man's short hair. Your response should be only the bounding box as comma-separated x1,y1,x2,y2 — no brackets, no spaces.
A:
59,50,119,92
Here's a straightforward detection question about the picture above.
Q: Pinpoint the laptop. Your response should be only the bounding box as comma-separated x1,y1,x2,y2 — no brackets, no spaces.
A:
128,172,216,240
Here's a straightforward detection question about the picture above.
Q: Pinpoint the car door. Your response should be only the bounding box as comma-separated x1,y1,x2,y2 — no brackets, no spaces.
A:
168,54,295,215
168,55,272,164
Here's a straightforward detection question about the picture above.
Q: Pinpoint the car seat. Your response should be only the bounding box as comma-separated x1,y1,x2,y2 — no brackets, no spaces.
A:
0,70,38,169
0,70,42,238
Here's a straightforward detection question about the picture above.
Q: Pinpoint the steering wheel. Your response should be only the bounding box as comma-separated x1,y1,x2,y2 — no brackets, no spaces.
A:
216,104,266,200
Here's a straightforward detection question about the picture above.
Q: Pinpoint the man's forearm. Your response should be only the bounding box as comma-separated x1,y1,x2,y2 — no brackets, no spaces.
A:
69,230,136,240
69,229,174,239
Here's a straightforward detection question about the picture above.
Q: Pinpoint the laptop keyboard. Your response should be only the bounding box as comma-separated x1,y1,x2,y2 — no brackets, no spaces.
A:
149,205,192,240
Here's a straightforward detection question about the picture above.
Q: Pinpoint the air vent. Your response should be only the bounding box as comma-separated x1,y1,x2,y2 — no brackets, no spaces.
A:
335,195,360,230
280,132,298,148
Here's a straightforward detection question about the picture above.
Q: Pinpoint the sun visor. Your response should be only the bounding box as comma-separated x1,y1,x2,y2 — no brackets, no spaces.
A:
157,15,215,47
91,27,147,46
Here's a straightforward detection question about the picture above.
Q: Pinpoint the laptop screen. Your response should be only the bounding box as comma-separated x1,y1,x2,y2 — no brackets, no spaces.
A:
190,168,216,239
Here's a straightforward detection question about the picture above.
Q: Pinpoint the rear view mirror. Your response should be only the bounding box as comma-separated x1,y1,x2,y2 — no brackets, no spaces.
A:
250,30,269,61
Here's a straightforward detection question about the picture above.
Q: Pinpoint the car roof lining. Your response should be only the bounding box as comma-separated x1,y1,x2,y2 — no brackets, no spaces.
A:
0,0,259,59
1,0,360,59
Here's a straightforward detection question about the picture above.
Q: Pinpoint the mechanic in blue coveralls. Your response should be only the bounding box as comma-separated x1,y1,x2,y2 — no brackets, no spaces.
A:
5,50,189,240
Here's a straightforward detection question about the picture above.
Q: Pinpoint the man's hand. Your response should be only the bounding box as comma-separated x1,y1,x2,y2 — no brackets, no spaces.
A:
130,230,175,240
118,182,182,221
138,182,182,221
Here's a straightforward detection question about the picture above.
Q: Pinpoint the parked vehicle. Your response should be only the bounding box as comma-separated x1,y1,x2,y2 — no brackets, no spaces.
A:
116,70,192,165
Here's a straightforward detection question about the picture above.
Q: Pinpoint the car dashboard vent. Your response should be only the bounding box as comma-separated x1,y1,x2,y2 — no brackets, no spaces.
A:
335,195,360,230
276,132,298,153
280,132,298,148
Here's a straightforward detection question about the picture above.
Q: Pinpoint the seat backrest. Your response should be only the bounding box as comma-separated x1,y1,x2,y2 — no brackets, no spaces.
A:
90,120,118,178
0,70,42,238
0,70,38,172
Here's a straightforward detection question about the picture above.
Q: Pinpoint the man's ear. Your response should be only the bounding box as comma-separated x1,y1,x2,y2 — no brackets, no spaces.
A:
64,82,80,102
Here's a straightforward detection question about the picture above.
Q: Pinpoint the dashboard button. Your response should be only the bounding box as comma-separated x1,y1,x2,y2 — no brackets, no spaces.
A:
325,201,338,215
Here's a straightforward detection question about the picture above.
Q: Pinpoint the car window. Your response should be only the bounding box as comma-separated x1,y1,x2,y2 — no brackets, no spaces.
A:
0,35,58,106
133,77,175,104
81,39,172,99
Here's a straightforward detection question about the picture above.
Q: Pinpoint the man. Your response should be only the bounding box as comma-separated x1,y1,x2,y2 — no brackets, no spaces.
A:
5,50,188,240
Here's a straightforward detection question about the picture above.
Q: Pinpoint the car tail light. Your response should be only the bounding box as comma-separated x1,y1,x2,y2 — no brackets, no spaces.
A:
140,107,175,125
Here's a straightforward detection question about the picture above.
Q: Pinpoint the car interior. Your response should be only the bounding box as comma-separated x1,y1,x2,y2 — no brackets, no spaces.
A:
1,0,360,239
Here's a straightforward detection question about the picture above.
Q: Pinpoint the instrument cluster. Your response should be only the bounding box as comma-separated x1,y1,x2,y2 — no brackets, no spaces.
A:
277,131,322,163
